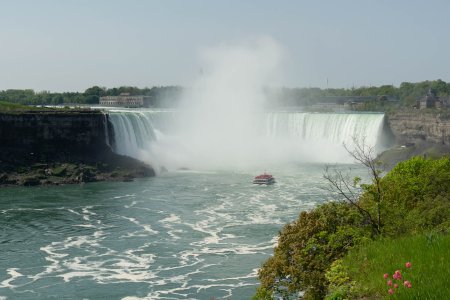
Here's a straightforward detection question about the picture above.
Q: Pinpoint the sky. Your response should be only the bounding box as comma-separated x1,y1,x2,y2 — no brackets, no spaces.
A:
1,0,450,92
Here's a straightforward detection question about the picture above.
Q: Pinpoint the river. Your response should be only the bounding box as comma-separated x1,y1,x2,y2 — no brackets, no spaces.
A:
0,110,383,299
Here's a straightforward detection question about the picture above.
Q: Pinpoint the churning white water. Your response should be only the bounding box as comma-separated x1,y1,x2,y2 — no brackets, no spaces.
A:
108,109,386,171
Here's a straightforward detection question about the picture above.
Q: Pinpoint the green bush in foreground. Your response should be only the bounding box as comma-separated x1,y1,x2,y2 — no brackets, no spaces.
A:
365,156,450,236
256,202,370,299
256,156,450,299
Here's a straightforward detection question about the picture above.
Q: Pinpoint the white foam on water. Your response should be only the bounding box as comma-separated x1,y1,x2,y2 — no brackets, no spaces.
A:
124,201,138,209
67,209,82,216
26,213,157,286
158,214,183,240
159,214,181,224
113,194,136,200
121,216,158,235
73,224,96,228
82,206,97,215
175,251,203,267
245,213,283,225
36,236,158,285
166,229,183,240
199,242,275,256
0,268,23,289
189,281,256,294
205,268,259,283
261,204,277,212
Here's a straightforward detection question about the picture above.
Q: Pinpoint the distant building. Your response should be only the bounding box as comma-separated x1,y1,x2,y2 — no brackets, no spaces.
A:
418,88,443,109
99,93,151,107
311,102,345,112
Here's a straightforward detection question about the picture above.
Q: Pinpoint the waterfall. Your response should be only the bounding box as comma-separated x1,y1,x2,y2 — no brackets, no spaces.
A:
264,112,384,147
108,109,386,170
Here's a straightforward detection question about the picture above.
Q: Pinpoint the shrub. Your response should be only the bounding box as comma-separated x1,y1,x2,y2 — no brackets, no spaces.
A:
359,156,450,236
256,156,450,299
257,202,370,299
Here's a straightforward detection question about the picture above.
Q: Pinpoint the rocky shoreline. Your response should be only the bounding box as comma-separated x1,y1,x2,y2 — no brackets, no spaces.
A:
0,152,155,187
377,142,450,169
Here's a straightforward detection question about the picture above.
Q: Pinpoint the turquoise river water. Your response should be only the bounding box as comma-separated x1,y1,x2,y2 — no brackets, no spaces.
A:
0,164,367,299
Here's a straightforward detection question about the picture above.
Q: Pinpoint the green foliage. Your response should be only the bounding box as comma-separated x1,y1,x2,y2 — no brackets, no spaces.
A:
1,79,450,109
325,259,350,288
257,157,450,299
324,259,354,300
257,202,370,299
51,165,67,176
373,156,450,236
341,234,450,299
252,286,273,300
0,86,183,106
267,79,450,110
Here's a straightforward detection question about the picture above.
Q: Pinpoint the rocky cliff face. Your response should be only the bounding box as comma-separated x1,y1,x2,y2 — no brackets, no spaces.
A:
0,110,114,161
386,110,450,146
0,110,154,186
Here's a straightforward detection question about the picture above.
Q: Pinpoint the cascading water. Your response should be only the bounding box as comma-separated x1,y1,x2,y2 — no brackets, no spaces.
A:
108,109,386,171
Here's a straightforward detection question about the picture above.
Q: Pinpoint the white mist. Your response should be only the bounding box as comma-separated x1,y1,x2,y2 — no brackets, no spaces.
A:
171,37,284,169
108,37,386,172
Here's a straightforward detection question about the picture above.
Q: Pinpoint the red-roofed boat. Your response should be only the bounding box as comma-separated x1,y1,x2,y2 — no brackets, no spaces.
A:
253,173,276,185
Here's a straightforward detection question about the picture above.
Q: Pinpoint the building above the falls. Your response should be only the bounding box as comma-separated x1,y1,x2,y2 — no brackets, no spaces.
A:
100,93,152,108
417,88,447,109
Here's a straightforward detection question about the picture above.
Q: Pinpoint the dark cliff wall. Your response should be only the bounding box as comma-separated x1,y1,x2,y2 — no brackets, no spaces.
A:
386,110,450,146
0,111,114,162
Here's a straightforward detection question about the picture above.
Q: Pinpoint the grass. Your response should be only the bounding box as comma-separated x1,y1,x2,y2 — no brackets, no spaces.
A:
0,100,39,111
342,233,450,299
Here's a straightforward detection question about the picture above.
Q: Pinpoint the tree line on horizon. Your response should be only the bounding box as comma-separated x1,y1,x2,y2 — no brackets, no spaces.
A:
1,79,449,109
0,86,184,107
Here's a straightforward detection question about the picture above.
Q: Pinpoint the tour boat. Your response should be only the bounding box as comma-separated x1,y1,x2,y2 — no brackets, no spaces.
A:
253,173,276,185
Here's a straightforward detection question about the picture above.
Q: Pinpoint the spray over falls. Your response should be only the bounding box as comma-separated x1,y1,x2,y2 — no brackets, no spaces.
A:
108,38,386,171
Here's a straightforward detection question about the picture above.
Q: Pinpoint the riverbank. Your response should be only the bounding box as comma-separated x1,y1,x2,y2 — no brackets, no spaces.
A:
377,110,450,168
0,152,155,187
376,142,450,168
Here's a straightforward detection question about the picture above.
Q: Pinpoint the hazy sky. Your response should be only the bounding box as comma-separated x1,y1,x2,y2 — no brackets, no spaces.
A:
1,0,450,91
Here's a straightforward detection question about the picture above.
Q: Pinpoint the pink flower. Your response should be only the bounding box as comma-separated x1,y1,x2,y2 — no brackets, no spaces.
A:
393,270,402,280
384,273,389,279
388,288,394,294
407,283,412,288
394,283,399,288
387,280,393,286
405,262,412,268
404,280,410,287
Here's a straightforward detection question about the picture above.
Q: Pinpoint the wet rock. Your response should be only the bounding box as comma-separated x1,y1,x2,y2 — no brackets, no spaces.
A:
75,168,96,183
0,173,8,184
21,175,42,186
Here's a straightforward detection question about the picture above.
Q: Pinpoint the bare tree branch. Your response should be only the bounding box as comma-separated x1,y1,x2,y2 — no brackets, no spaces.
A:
324,136,384,235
